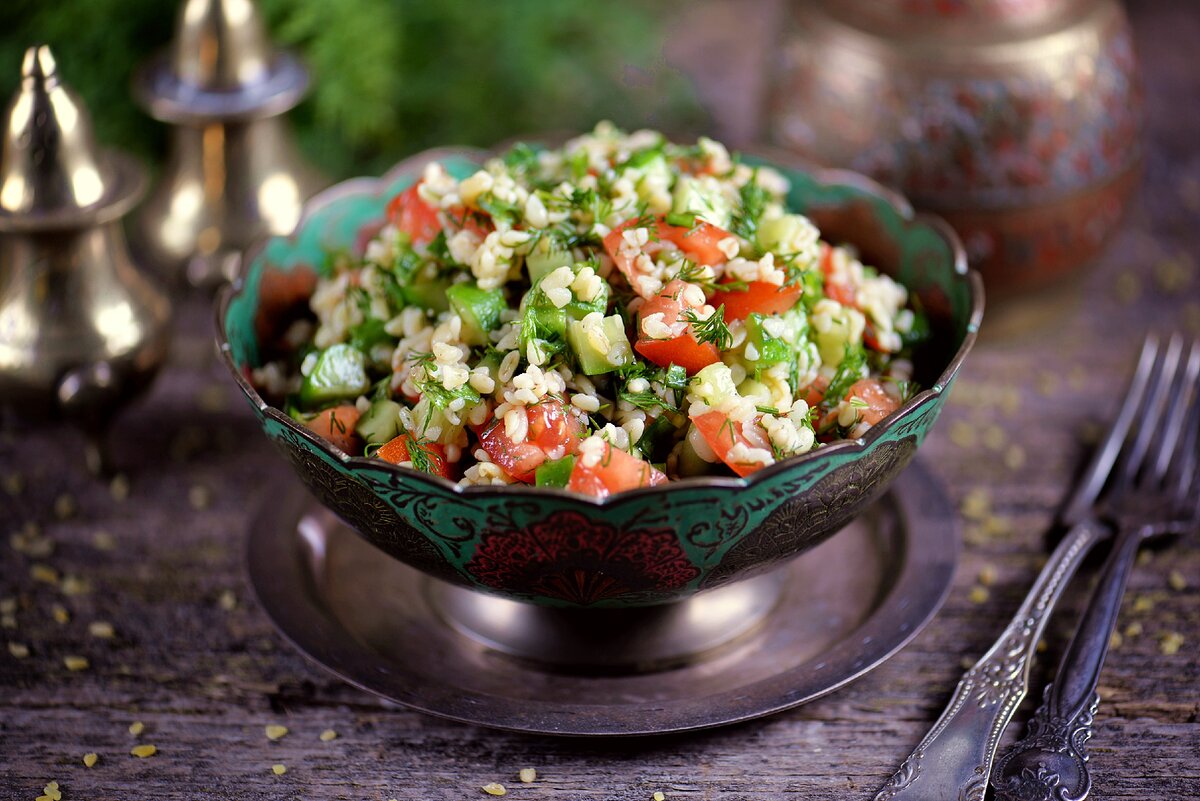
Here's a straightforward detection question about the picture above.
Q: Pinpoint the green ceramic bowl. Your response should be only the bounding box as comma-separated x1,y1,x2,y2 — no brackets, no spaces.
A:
218,145,983,608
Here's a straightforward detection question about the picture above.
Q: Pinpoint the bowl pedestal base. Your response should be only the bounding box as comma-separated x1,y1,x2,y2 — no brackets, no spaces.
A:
426,570,785,674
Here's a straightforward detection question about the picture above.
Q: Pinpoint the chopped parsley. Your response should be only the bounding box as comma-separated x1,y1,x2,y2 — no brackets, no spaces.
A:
731,178,769,242
822,344,868,410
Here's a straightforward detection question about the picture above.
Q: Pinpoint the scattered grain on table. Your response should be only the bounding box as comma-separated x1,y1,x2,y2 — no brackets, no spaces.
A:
1169,570,1187,591
981,425,1005,451
61,575,92,596
271,764,287,775
63,655,89,671
30,564,59,585
38,780,62,801
83,753,98,768
13,525,54,558
961,488,991,521
978,565,997,587
654,792,666,801
482,782,507,796
1137,549,1153,567
949,420,977,448
8,641,29,658
319,729,337,742
1125,621,1143,638
188,484,212,511
1003,444,1026,470
1154,255,1194,294
2,471,24,496
968,586,989,604
519,768,536,783
1035,371,1059,396
51,604,70,624
0,597,15,615
1159,631,1184,656
88,621,115,639
53,493,77,520
265,724,288,741
198,384,228,412
1133,595,1154,613
130,744,157,758
1115,271,1141,304
128,721,144,736
1109,630,1124,650
1,614,15,629
92,530,116,551
1037,638,1048,653
218,590,237,612
109,473,131,502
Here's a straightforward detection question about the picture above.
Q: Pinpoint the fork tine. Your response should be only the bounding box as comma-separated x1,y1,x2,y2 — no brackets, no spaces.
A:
1156,339,1200,485
1110,334,1183,494
1149,338,1200,484
1061,335,1159,526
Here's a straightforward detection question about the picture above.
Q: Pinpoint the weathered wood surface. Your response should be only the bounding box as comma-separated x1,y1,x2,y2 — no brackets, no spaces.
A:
2,2,1198,798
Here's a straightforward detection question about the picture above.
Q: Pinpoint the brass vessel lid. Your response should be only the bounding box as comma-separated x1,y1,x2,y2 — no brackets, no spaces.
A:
0,45,145,233
131,0,309,124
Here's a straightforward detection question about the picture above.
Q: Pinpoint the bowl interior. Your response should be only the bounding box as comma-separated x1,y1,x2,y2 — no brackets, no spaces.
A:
219,147,981,608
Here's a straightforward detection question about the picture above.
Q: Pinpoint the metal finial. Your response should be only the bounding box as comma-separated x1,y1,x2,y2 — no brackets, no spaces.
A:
172,0,272,90
0,44,112,220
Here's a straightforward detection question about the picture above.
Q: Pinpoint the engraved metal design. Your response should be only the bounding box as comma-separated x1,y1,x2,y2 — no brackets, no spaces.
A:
991,688,1099,801
872,519,1106,801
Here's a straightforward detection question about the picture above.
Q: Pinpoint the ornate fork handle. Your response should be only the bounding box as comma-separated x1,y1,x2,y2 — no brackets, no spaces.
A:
990,523,1146,801
874,518,1109,801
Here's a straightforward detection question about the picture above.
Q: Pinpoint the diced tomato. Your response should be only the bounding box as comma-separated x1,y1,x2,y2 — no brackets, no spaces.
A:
634,279,721,375
801,375,829,407
567,442,667,499
603,217,733,298
377,435,452,479
709,280,804,321
689,410,775,478
305,405,361,454
819,242,856,306
386,182,441,246
475,399,585,483
844,378,901,425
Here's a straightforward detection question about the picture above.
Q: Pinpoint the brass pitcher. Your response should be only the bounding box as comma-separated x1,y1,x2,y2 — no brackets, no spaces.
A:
770,0,1142,296
131,0,326,288
0,46,172,470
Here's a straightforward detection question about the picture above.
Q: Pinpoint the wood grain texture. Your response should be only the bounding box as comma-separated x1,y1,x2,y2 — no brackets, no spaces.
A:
2,2,1198,798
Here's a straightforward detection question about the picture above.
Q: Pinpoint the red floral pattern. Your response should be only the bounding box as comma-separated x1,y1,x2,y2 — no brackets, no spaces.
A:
465,511,699,605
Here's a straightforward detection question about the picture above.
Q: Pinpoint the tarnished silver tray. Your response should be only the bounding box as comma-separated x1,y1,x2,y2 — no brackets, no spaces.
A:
248,460,958,736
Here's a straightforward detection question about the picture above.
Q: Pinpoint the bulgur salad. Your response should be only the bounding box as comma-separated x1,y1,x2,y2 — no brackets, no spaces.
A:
253,123,928,498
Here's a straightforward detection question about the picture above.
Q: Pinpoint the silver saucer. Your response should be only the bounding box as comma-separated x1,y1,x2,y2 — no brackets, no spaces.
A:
248,460,959,736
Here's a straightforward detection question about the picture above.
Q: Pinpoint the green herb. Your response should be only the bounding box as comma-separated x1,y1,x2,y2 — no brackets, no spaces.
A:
417,371,481,410
426,229,451,263
569,187,613,227
348,316,392,353
672,262,747,295
755,405,780,416
619,390,676,413
682,304,733,350
822,344,868,410
477,193,521,228
503,142,543,174
731,178,769,242
402,432,436,474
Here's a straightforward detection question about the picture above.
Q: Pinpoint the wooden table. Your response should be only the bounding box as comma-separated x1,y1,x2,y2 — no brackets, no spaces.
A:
2,2,1197,798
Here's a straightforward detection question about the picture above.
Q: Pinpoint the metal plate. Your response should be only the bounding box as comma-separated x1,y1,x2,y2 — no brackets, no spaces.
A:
248,460,959,736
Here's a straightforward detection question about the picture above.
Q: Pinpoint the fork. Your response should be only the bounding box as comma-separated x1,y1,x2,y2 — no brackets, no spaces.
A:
991,335,1200,801
873,336,1162,801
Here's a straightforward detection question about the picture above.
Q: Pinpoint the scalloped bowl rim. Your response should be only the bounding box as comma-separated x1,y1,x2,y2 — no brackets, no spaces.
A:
217,143,984,508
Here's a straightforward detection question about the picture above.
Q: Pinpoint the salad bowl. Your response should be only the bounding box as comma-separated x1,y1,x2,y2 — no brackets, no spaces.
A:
218,144,983,638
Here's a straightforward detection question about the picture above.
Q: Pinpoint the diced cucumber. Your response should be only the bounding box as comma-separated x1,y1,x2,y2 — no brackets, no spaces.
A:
299,344,370,408
447,282,505,346
737,378,774,407
355,399,403,445
745,313,792,366
758,214,818,262
815,306,867,368
565,279,609,322
671,175,732,229
567,314,633,375
677,430,716,477
526,236,573,283
535,455,576,488
402,269,453,312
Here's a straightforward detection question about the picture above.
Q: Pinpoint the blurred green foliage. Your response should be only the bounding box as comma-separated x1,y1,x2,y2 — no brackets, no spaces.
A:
0,0,706,178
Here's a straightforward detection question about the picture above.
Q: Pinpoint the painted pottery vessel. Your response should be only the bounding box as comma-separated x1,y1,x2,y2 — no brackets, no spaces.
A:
217,146,983,608
770,0,1142,295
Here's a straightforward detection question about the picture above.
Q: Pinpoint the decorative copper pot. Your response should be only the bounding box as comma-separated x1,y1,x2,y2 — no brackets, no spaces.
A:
770,0,1142,296
131,0,326,288
0,46,171,471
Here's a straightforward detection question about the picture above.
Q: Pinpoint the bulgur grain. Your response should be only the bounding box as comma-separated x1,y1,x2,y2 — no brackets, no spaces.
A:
130,744,157,758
